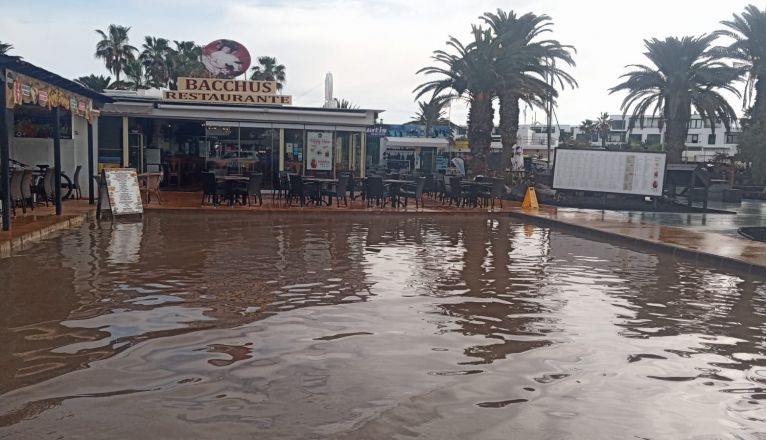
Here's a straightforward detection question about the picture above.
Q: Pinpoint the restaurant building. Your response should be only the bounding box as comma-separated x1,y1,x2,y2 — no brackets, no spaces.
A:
97,87,381,189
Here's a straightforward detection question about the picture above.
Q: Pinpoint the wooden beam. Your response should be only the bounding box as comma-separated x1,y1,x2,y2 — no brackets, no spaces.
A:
0,65,10,231
53,107,62,215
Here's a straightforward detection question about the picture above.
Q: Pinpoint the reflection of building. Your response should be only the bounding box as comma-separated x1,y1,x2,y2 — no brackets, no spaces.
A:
97,92,381,188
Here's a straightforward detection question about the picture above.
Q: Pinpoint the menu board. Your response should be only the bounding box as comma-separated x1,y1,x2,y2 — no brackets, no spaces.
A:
306,131,333,171
553,149,666,197
103,168,144,215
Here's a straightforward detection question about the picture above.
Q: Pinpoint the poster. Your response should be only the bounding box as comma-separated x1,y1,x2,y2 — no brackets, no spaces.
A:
306,131,333,171
104,168,144,215
553,149,666,197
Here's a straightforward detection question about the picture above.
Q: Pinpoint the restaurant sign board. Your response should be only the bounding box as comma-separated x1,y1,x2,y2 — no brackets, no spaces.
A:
98,168,144,217
162,77,292,105
306,131,333,171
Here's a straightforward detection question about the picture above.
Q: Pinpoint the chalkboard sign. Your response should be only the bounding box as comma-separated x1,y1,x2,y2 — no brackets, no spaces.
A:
97,168,143,218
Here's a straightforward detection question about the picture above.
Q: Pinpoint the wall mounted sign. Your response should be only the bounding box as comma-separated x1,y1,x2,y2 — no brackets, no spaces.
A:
4,70,95,121
162,77,292,105
306,131,333,171
201,39,252,78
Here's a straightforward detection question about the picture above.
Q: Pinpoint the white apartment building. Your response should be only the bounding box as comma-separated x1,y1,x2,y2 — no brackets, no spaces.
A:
570,114,742,162
491,122,574,160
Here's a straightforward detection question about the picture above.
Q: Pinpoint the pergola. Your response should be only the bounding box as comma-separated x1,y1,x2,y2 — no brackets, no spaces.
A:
0,55,111,231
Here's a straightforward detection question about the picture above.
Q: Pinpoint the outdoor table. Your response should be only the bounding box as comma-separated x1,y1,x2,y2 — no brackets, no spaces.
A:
303,177,338,205
383,179,413,207
217,175,249,206
460,181,491,207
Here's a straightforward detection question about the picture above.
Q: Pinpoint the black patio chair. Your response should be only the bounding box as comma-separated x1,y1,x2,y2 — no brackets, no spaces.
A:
447,176,463,207
201,172,226,206
236,173,263,206
365,176,387,208
321,175,349,207
71,165,82,199
479,178,505,209
401,176,426,209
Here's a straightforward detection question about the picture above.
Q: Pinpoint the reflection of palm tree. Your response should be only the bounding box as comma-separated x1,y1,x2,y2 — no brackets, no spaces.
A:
249,56,286,92
94,24,138,83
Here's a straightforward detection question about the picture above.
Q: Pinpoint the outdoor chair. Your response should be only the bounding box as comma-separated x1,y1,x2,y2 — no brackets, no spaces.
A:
71,165,82,199
439,175,451,204
401,176,426,209
321,175,350,207
167,158,182,186
447,176,464,207
479,178,505,209
423,174,436,197
201,172,226,206
9,169,24,215
42,168,56,206
140,173,163,205
19,170,35,212
365,176,387,208
243,173,264,206
287,174,308,206
272,172,288,202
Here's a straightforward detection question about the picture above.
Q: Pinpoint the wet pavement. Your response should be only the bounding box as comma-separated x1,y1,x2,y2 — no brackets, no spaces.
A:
1,212,765,439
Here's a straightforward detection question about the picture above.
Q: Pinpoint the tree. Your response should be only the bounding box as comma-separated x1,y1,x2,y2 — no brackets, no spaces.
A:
166,40,207,89
410,94,452,136
0,41,13,55
75,74,113,92
249,56,286,91
416,26,498,175
334,98,359,109
480,10,576,171
119,59,150,90
94,24,138,82
140,36,171,88
578,119,597,145
609,35,742,163
596,112,611,148
720,5,766,125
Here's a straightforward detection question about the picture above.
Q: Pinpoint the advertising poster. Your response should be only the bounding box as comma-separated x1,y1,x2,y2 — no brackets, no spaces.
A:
306,131,333,171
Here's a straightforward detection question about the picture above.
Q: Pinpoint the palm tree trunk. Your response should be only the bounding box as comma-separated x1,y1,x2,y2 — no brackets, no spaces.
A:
752,75,766,125
468,92,493,176
498,91,520,174
664,119,687,163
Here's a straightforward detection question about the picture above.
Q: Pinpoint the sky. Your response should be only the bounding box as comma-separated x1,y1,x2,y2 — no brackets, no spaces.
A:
0,0,756,126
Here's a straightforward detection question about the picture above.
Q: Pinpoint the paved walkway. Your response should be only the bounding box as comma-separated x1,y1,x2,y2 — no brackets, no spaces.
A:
0,200,95,256
510,205,766,275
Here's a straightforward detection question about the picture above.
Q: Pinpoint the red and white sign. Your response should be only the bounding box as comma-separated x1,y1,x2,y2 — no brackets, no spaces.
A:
201,39,251,78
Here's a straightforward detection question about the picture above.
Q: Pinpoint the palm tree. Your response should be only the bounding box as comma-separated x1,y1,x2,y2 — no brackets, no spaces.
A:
94,24,138,82
480,10,577,170
75,74,113,92
410,94,452,136
416,26,498,175
140,36,171,88
334,98,359,109
249,56,286,92
166,40,207,89
119,59,150,90
0,41,14,55
578,119,597,145
720,5,766,124
596,112,611,148
609,35,742,163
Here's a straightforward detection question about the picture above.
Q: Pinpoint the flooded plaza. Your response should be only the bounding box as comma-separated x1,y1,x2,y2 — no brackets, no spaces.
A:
1,212,765,439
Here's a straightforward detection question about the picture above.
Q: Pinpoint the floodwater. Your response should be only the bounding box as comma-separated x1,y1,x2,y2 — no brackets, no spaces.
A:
1,213,765,439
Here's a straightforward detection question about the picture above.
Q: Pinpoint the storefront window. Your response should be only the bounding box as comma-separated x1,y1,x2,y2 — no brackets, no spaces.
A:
284,129,304,174
335,131,352,172
205,122,239,172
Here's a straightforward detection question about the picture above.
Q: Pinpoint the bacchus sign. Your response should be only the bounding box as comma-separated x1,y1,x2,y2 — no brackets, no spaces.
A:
162,77,292,105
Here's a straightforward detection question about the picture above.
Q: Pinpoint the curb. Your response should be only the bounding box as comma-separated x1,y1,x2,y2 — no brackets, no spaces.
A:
0,210,94,257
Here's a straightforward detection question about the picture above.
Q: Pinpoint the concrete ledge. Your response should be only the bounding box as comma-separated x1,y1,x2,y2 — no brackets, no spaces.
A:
509,210,766,277
0,211,94,257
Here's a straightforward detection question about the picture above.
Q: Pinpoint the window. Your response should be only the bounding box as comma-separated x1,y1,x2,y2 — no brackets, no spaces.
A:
628,134,642,145
688,119,703,129
646,134,661,145
708,134,716,145
610,119,626,130
686,134,699,143
725,132,740,144
608,132,625,143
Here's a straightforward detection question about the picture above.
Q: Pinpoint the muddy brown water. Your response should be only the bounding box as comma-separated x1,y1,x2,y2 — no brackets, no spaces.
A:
1,212,765,439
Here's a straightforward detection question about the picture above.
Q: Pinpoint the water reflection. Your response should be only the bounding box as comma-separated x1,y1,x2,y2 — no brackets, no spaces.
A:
0,212,764,438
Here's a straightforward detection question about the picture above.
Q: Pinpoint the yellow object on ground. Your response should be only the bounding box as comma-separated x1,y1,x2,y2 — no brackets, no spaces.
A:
521,187,539,209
